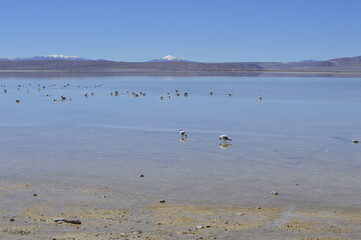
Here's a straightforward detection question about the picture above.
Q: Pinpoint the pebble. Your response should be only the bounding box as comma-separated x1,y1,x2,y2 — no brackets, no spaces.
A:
53,218,66,223
64,219,81,224
131,229,142,234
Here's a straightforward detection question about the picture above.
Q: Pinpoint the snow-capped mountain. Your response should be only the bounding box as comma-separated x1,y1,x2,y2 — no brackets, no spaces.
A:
0,55,88,61
30,55,85,60
148,55,191,62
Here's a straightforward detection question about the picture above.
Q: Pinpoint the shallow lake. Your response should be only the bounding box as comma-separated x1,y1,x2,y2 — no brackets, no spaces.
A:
1,76,360,206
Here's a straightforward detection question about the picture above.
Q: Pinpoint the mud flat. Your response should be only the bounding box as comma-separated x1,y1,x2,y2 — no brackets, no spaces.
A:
1,179,361,240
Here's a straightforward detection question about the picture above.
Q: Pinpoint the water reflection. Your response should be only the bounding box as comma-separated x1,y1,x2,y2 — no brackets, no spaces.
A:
219,143,232,149
179,137,187,143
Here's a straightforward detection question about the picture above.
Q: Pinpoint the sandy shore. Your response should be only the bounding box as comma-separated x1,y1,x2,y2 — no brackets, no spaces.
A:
1,179,361,240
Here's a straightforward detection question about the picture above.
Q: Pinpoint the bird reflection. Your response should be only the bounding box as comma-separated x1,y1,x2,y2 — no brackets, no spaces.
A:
219,143,232,149
179,137,187,143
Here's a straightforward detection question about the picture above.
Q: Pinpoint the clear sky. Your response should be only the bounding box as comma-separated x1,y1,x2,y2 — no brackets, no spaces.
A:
1,0,360,62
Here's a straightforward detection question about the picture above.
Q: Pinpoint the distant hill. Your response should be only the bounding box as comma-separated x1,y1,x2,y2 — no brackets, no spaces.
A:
0,55,89,61
0,60,263,72
0,55,361,74
255,56,361,71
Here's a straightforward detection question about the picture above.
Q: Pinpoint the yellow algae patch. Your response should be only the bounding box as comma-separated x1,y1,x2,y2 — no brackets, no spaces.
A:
59,207,130,221
19,204,53,221
0,181,28,189
282,219,348,234
296,208,361,224
19,204,130,226
55,232,164,240
146,203,283,233
299,238,351,240
0,225,39,236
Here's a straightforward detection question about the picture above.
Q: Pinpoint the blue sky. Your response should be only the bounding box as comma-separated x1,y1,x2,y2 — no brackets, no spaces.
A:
0,0,360,62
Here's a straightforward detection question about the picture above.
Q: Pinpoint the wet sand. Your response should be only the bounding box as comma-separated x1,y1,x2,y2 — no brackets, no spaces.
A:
1,179,361,240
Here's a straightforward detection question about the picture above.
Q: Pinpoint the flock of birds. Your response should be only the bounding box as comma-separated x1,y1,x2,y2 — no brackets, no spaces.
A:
1,82,267,150
0,83,264,105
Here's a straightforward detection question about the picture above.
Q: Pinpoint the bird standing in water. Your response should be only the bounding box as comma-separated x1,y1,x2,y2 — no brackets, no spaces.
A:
179,129,188,138
219,134,232,142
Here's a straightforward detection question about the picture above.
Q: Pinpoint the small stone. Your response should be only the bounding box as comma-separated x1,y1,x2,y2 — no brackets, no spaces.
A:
64,219,81,224
131,229,142,234
53,218,66,223
256,207,262,209
9,218,15,222
33,194,37,197
140,174,144,178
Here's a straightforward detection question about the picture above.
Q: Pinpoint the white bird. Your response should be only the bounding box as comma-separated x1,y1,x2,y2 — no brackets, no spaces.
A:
179,129,188,137
219,134,232,142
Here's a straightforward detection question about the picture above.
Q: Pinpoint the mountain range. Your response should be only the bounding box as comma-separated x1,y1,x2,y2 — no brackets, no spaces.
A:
1,55,361,74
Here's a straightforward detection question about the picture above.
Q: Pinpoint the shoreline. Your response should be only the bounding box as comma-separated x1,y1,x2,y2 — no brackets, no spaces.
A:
1,70,361,78
1,178,361,239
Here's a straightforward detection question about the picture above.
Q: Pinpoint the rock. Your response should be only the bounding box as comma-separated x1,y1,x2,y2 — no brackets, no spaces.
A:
9,218,15,222
33,193,37,197
64,219,81,224
53,218,66,223
131,229,142,234
53,218,81,224
139,174,144,178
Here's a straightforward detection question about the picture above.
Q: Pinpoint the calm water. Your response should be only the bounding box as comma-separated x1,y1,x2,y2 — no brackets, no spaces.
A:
1,76,361,206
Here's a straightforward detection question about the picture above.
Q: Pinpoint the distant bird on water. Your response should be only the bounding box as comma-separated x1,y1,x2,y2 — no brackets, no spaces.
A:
219,134,232,142
179,129,188,138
